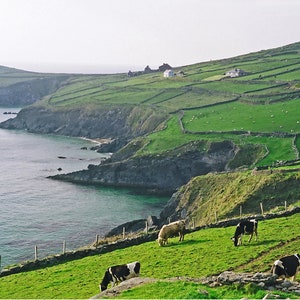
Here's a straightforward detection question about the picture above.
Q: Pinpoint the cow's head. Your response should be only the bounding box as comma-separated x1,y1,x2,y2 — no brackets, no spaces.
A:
157,237,164,246
99,283,107,292
231,236,239,246
99,269,111,292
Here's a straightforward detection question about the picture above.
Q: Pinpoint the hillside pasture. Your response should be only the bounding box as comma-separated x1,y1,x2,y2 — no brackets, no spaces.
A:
35,43,300,169
182,99,300,134
157,91,235,111
196,81,275,94
0,214,299,299
140,114,297,166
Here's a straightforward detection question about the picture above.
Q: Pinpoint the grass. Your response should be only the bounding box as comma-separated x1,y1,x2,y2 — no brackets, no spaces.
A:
1,213,299,299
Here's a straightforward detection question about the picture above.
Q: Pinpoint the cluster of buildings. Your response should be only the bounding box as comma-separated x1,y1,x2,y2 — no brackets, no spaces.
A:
128,64,247,79
128,63,177,77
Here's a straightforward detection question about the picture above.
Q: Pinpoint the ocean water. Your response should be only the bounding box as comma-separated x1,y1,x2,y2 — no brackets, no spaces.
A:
0,108,168,268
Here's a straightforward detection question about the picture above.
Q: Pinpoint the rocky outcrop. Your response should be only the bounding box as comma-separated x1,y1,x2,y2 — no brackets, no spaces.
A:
49,140,238,194
91,138,129,153
202,271,300,296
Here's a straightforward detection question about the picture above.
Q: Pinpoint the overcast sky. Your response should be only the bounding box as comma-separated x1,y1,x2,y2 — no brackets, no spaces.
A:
0,0,299,74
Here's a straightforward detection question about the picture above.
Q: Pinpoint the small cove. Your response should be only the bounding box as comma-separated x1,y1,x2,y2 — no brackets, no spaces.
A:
0,108,168,267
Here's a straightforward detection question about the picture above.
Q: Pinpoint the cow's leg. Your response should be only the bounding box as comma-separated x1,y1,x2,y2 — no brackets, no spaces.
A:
239,235,243,245
179,232,184,242
248,233,253,243
293,266,299,281
254,227,258,241
111,275,118,287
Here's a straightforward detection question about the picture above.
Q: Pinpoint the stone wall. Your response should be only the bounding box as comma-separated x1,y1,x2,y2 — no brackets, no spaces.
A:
0,233,157,278
202,271,300,296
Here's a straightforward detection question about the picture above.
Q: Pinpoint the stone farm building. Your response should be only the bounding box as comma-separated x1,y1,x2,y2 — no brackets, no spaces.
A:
163,69,174,77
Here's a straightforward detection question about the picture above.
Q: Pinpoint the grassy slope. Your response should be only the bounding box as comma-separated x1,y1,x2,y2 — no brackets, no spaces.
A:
0,214,299,299
175,170,300,227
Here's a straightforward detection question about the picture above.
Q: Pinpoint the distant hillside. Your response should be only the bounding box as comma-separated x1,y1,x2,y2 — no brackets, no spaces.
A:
0,65,73,106
1,42,300,193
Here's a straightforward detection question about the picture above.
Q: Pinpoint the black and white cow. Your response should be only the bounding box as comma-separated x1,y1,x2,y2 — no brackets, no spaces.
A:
271,254,300,281
99,261,140,291
231,219,258,246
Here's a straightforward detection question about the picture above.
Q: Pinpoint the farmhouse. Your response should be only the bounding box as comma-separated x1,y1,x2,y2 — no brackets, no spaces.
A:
163,69,174,78
225,68,247,78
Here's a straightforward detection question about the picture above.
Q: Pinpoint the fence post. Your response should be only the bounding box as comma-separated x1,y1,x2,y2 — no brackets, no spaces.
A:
95,234,99,247
285,201,287,211
240,206,242,218
145,221,148,235
260,202,264,215
0,255,1,273
63,240,66,254
215,211,218,223
34,245,38,261
122,227,125,239
192,218,195,229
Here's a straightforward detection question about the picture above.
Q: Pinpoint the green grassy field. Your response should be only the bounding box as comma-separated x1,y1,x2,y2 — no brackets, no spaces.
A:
1,213,299,299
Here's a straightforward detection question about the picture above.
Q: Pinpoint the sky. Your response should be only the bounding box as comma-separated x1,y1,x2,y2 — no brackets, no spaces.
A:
0,0,299,74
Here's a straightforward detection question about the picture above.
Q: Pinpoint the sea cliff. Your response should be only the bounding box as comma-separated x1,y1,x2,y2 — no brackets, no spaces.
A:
0,104,167,140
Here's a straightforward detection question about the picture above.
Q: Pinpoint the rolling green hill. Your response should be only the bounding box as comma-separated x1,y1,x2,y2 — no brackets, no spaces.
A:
2,42,300,166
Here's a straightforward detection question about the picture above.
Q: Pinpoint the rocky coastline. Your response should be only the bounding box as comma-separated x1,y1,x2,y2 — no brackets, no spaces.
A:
49,139,238,194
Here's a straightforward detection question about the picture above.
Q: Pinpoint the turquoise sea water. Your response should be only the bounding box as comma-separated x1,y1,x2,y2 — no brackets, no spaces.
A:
0,108,168,267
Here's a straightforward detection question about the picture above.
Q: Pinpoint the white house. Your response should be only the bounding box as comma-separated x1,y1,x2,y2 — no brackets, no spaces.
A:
225,68,247,78
163,69,174,77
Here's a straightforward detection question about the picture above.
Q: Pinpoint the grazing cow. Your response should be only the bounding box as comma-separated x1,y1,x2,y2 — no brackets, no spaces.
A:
231,219,258,246
157,220,185,246
271,254,300,281
99,261,140,291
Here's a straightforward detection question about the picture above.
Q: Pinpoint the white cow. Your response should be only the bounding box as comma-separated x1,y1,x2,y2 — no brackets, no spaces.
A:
157,220,185,246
